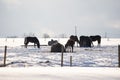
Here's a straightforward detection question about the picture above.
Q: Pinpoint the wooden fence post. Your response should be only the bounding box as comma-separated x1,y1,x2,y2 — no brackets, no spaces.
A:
4,46,7,66
61,46,64,67
70,56,72,67
118,45,120,67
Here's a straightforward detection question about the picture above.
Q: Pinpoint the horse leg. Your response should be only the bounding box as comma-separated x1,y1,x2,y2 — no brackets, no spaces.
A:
65,45,71,52
34,43,36,48
71,46,73,52
91,41,94,47
65,44,68,52
25,44,27,48
25,43,28,48
97,41,101,47
97,39,101,47
69,46,72,52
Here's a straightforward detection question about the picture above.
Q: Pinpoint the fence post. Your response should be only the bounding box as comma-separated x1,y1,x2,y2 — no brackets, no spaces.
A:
70,56,72,67
118,45,120,67
61,46,64,67
4,46,7,66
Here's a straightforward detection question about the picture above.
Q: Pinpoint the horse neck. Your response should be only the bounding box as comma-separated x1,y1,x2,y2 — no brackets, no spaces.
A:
24,38,28,44
36,41,40,45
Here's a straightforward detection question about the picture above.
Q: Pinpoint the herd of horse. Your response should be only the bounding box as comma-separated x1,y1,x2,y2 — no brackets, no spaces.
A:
24,35,101,52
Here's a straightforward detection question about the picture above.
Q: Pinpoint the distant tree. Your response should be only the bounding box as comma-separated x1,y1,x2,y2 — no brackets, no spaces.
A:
59,34,67,38
29,32,35,37
23,32,35,37
43,33,50,38
7,36,18,38
23,33,27,37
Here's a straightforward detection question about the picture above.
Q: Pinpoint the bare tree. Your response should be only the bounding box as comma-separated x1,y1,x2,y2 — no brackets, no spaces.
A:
59,34,67,38
43,33,50,38
43,33,50,41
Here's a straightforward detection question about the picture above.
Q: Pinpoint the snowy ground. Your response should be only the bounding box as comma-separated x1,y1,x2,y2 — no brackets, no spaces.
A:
0,38,120,67
0,67,120,80
0,45,119,67
0,38,120,80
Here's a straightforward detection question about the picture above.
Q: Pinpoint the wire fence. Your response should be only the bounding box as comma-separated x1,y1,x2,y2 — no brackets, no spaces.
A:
0,45,119,67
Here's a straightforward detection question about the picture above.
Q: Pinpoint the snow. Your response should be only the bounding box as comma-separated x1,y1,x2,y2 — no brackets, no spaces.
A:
0,67,120,80
1,46,118,67
0,38,120,80
0,38,120,67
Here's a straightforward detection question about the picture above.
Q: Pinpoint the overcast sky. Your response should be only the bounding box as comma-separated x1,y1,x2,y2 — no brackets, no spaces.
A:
0,0,120,38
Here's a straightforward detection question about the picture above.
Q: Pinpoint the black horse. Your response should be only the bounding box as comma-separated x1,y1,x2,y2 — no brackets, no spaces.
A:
90,35,101,46
24,37,40,48
80,36,92,47
65,35,80,52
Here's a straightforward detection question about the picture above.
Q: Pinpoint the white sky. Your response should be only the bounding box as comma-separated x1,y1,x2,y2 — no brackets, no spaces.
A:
0,0,120,37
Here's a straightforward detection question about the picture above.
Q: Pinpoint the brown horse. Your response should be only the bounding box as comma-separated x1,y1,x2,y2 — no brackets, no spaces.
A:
65,39,75,52
65,35,80,52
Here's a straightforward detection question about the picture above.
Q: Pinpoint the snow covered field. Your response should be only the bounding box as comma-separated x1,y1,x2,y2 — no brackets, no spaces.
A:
0,38,120,80
0,38,120,67
0,67,120,80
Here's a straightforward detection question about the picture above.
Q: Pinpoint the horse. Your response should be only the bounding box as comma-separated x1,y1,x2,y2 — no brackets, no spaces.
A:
89,35,101,46
24,37,40,48
80,36,92,47
65,39,75,52
65,35,80,52
51,42,65,52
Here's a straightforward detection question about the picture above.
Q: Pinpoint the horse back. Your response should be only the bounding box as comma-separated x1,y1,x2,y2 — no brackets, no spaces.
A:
24,37,40,44
65,39,75,47
90,35,101,41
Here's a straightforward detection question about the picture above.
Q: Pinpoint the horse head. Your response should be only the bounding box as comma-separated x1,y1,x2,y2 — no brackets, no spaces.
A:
70,35,80,46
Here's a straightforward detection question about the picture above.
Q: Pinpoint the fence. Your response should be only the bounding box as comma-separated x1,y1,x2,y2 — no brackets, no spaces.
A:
118,45,120,67
0,46,7,67
0,45,120,67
